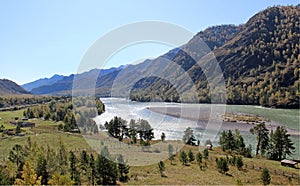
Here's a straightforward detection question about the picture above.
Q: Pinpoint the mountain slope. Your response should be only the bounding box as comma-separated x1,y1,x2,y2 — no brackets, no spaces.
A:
129,5,299,108
22,74,65,91
30,66,126,95
29,5,299,108
0,79,31,96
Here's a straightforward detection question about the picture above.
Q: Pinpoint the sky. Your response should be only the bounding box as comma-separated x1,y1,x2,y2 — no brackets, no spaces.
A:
0,0,298,85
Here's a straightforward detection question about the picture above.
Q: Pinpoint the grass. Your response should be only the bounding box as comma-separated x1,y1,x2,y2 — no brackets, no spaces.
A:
0,109,299,185
0,109,90,160
126,146,300,185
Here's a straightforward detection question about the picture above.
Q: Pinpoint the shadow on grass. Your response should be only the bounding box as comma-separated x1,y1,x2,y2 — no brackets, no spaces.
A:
225,173,233,177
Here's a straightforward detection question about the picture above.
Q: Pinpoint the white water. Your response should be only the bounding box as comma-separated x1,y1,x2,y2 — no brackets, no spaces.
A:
96,98,299,158
95,98,201,141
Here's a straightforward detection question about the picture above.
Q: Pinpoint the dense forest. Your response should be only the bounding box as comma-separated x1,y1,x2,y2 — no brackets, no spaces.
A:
130,5,300,108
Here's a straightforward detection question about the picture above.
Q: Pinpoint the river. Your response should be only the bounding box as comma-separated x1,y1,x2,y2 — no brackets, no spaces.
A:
95,98,299,159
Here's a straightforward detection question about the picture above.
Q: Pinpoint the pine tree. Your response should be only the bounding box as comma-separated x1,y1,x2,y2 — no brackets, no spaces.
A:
36,154,49,185
95,148,117,185
250,122,269,156
69,151,78,180
216,157,229,174
236,156,244,170
182,127,196,145
267,126,295,160
9,144,26,178
203,148,209,159
261,168,271,185
80,150,89,175
196,152,202,164
188,150,195,162
117,154,130,182
89,154,96,185
180,151,188,165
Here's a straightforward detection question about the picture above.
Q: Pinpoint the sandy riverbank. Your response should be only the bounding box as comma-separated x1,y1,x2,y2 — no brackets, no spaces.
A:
147,106,300,136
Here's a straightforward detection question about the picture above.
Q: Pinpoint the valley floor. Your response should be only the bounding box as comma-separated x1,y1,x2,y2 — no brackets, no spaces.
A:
0,109,299,185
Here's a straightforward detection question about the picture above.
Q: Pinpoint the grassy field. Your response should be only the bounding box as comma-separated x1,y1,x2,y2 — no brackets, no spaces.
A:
126,145,300,185
0,109,299,185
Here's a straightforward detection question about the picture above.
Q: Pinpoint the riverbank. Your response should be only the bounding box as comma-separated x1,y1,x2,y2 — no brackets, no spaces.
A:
147,106,300,136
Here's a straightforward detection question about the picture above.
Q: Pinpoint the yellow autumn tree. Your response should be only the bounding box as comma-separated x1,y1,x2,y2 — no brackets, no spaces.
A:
14,161,42,185
48,172,74,185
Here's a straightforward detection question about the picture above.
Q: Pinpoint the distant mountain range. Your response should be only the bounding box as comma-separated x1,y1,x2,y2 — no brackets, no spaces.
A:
22,74,65,91
0,79,30,96
28,65,126,95
18,5,299,108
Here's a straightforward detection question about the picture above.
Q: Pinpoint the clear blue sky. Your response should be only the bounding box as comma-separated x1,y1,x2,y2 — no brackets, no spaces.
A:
0,0,298,84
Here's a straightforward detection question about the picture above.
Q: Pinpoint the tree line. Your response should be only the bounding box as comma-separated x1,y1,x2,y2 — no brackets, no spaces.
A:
218,123,295,160
104,117,154,146
22,97,105,134
0,96,60,109
0,137,130,185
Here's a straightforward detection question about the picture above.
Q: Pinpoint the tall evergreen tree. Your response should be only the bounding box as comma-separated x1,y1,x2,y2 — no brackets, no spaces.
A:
188,150,195,162
116,154,130,182
180,151,188,165
182,127,196,145
250,122,269,156
203,148,209,159
36,154,49,185
89,154,96,185
69,151,77,181
267,126,295,160
95,148,117,185
80,150,89,176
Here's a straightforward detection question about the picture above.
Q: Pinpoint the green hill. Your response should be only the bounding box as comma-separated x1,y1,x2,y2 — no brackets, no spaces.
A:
130,5,300,108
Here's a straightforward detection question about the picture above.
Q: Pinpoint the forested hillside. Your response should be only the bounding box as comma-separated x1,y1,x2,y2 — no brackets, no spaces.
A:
130,5,300,108
26,5,300,108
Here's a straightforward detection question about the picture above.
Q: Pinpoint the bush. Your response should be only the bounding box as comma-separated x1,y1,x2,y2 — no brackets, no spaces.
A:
196,152,202,164
203,148,209,159
188,150,195,162
180,151,188,165
158,161,165,177
261,168,271,185
236,156,244,170
216,157,229,174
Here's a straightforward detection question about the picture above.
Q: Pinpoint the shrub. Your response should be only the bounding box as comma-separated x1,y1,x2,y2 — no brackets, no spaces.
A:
188,150,195,162
158,161,165,177
180,151,188,165
216,157,229,174
203,148,209,159
261,168,271,185
236,156,244,170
